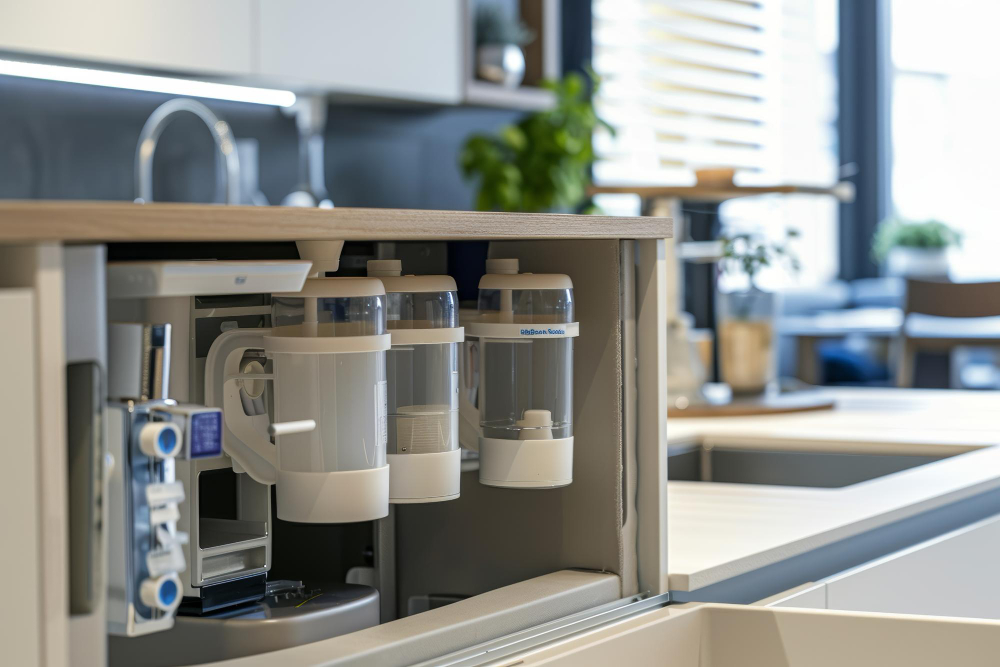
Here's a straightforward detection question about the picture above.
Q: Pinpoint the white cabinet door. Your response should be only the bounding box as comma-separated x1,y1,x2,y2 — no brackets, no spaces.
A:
0,1,254,76
823,514,1000,620
256,0,462,103
0,290,41,666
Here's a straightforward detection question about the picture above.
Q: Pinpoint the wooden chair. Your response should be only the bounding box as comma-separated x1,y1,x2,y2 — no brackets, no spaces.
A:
896,279,1000,387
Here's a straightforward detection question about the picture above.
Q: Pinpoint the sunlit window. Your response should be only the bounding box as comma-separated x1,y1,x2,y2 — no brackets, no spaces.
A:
889,0,1000,280
592,0,839,288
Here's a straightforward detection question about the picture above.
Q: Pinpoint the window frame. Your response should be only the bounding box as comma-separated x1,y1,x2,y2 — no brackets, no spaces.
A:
838,0,892,280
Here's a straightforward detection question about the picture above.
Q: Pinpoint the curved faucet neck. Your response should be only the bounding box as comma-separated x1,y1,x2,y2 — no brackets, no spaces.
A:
134,98,241,205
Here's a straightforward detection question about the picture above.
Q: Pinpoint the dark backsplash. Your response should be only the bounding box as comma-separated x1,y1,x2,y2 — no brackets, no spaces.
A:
0,75,521,209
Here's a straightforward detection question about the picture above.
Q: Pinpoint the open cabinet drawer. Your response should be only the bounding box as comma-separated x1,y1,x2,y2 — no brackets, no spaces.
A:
100,237,661,666
757,512,1000,619
198,570,620,666
108,570,619,666
1,204,671,666
486,603,1000,667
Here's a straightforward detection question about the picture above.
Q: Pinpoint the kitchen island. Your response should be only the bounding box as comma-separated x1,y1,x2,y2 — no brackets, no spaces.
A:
668,388,1000,608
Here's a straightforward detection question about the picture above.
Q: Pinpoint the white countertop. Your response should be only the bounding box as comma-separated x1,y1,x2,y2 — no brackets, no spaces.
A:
668,388,1000,591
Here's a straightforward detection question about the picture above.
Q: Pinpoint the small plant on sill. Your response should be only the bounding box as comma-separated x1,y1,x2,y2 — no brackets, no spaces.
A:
871,217,961,262
460,69,612,213
717,228,799,394
720,228,801,290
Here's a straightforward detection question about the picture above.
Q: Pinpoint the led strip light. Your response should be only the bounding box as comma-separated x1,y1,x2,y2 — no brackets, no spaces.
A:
0,58,296,107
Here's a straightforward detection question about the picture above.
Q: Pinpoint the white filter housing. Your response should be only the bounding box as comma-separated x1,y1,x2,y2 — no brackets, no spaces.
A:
205,277,391,523
467,259,578,488
369,260,463,503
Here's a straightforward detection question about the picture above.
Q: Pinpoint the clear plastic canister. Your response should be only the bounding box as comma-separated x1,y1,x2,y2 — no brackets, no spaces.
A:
386,342,457,455
479,337,572,440
369,260,462,503
469,258,578,488
268,277,388,475
271,280,385,336
475,260,574,441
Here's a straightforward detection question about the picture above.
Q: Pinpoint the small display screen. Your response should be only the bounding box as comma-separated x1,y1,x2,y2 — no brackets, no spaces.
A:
189,411,223,458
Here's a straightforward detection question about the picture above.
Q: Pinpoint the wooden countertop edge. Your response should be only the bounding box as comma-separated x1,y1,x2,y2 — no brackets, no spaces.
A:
588,182,854,203
672,467,1000,592
0,200,673,242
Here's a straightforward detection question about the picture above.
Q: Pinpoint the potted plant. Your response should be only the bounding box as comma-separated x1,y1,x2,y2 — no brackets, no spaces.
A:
716,229,800,395
871,217,961,278
460,70,611,212
474,4,535,88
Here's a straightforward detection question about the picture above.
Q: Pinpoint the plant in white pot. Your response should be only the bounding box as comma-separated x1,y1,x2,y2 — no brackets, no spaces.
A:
717,229,799,395
872,217,961,278
474,4,535,88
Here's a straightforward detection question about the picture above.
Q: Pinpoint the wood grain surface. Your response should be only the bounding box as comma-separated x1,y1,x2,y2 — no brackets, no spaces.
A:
588,183,854,203
0,200,673,242
668,392,836,419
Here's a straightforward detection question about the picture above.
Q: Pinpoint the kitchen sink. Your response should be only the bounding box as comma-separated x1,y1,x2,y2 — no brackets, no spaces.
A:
667,444,962,488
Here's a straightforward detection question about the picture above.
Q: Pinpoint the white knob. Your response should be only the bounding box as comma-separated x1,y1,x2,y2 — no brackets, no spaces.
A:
139,422,183,459
486,258,519,275
367,259,402,277
140,573,181,612
296,240,344,276
517,409,554,440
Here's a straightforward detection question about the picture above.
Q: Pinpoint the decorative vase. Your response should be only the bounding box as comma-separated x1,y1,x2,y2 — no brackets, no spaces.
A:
667,311,708,409
717,288,778,395
476,43,526,88
885,246,949,279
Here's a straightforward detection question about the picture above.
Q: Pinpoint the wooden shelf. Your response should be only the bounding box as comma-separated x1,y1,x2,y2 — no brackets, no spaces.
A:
464,80,554,111
462,0,560,111
668,391,835,419
0,201,672,243
588,182,856,203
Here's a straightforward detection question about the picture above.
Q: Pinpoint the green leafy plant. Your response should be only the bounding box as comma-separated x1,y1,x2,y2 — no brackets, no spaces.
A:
460,70,612,213
475,4,535,47
720,228,800,289
871,217,961,262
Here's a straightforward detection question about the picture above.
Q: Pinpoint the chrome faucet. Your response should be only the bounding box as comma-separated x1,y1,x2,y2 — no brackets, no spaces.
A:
134,98,241,204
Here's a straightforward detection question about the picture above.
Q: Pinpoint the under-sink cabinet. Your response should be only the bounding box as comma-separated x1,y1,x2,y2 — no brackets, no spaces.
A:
760,512,1000,620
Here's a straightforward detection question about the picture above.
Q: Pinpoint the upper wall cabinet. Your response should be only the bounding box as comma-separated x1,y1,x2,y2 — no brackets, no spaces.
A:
256,0,463,103
0,0,553,109
0,0,255,76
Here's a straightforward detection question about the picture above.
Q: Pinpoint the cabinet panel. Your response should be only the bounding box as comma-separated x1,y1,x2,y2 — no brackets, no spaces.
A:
0,1,254,76
0,290,41,666
757,582,827,609
825,514,1000,620
257,0,462,103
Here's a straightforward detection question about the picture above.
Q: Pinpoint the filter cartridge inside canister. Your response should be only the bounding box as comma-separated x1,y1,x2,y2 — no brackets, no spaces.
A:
516,409,553,440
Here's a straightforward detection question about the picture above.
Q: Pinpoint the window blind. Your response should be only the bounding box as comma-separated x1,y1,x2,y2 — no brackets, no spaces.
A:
593,0,776,185
592,0,840,286
593,0,836,188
